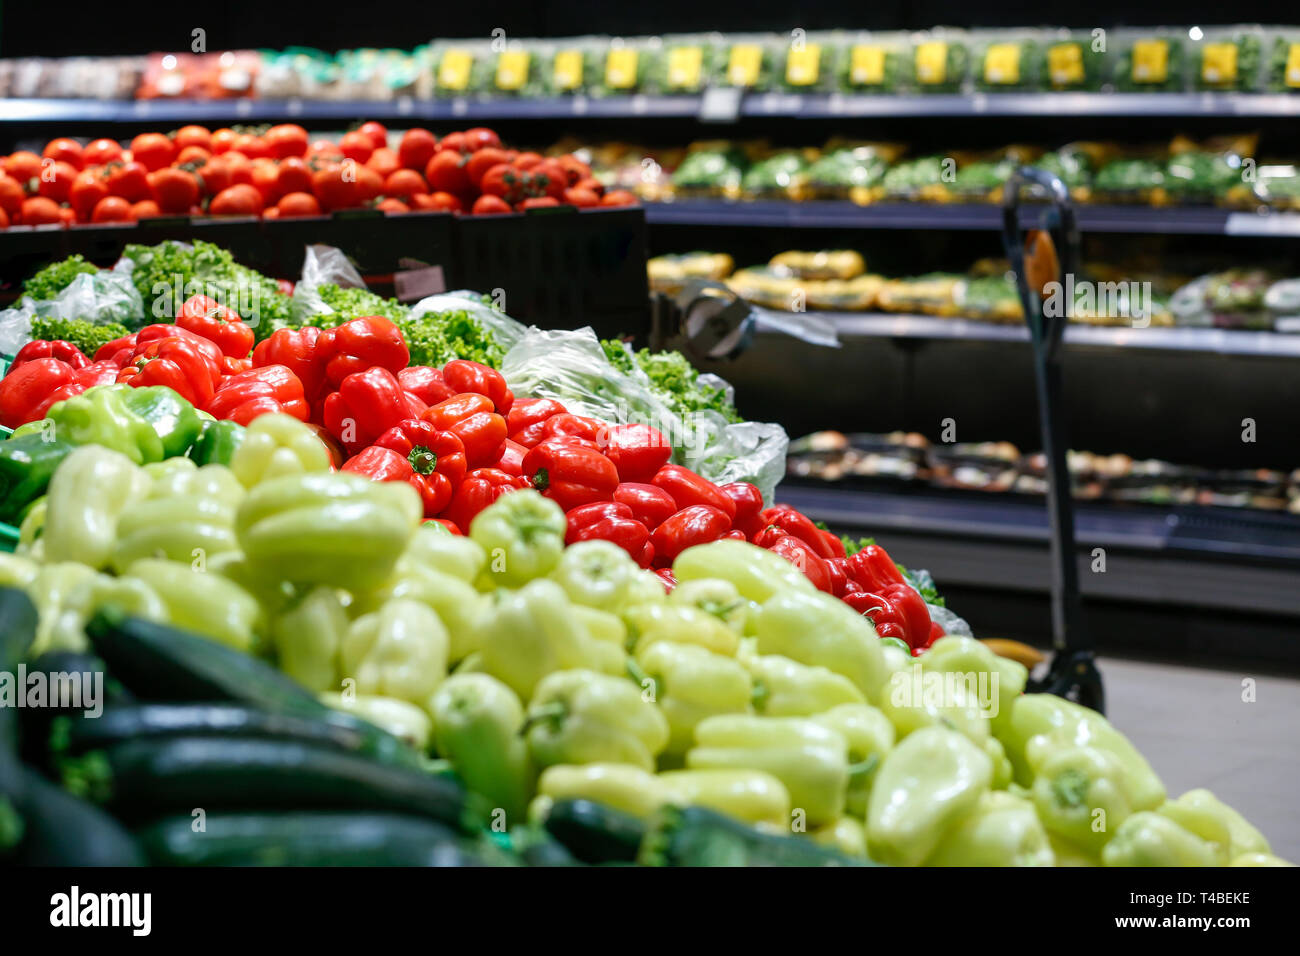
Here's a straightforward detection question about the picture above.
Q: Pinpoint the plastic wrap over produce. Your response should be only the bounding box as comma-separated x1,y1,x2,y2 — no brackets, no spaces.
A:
501,326,789,502
409,291,527,354
290,243,368,320
0,263,144,356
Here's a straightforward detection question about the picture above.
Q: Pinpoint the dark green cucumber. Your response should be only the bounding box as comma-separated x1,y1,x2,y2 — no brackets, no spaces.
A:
512,824,583,867
82,735,485,833
85,610,421,768
544,799,647,864
0,587,38,758
638,804,872,867
18,652,132,767
136,812,496,867
58,703,418,768
12,767,144,866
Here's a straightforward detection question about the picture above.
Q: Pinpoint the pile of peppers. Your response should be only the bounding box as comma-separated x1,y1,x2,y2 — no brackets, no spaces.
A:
1,305,939,650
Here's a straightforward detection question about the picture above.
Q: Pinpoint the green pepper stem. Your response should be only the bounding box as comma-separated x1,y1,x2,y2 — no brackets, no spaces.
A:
847,755,880,780
519,701,568,735
531,467,549,491
408,446,438,475
625,657,653,691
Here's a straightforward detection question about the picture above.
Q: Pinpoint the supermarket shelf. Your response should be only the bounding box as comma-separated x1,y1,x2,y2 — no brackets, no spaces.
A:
780,484,1300,621
9,91,1300,124
817,313,1300,357
644,199,1300,236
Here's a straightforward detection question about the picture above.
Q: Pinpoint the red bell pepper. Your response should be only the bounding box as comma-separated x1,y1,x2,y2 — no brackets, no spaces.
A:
654,567,677,592
507,397,566,445
523,438,619,512
0,358,78,427
612,482,678,530
252,326,327,403
176,294,255,359
322,366,425,455
759,505,839,560
442,359,514,416
316,316,409,388
819,529,847,559
442,467,529,531
94,332,140,365
116,337,222,410
598,423,672,483
221,356,253,376
824,557,850,598
841,591,908,642
719,481,764,538
372,418,466,515
651,465,736,523
426,518,463,535
754,527,832,593
844,544,907,594
537,413,603,449
342,438,455,517
565,501,651,560
11,340,89,370
421,393,507,470
398,366,457,407
494,438,527,477
302,423,346,470
883,582,933,650
208,364,309,424
914,621,945,656
135,324,225,367
721,530,748,541
650,505,732,565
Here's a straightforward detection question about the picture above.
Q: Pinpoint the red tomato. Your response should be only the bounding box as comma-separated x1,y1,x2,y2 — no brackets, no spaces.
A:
601,190,639,207
276,191,321,217
91,195,135,223
104,161,151,202
465,147,511,188
36,160,78,203
339,131,375,164
365,147,400,179
0,207,8,228
563,186,601,208
195,159,232,197
59,206,76,225
513,151,544,171
131,199,161,219
574,176,605,197
210,128,239,154
21,196,63,225
149,167,200,214
264,123,308,159
463,127,502,152
0,176,24,218
377,197,410,214
42,138,84,170
425,151,471,195
69,168,109,219
208,183,263,216
174,125,213,152
358,121,389,150
129,133,175,171
471,194,512,215
175,145,212,166
275,156,313,197
233,134,271,160
4,151,42,182
518,196,560,210
398,128,437,171
531,159,568,199
437,131,468,154
83,138,123,166
413,191,462,212
383,168,427,199
249,158,283,204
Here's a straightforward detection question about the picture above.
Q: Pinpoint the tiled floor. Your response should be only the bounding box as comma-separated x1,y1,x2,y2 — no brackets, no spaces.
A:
1100,655,1300,862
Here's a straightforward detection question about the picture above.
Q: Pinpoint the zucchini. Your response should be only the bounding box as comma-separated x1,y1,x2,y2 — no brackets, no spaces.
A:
78,735,485,833
510,823,583,867
0,587,38,758
543,798,646,864
57,703,418,769
136,812,497,867
18,652,131,765
638,804,873,867
10,767,144,866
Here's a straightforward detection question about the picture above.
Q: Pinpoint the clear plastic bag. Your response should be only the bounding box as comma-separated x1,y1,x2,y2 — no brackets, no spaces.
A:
408,291,528,354
290,244,367,320
42,266,144,328
501,326,790,502
0,300,34,359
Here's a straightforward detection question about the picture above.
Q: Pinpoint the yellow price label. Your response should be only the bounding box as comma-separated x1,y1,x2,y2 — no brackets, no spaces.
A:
1201,42,1237,85
786,45,821,86
438,49,473,90
606,48,639,89
728,45,763,86
849,45,886,85
553,50,583,91
1287,43,1300,88
915,42,948,85
496,51,530,91
666,47,703,89
983,43,1021,85
1131,40,1169,84
1047,43,1084,86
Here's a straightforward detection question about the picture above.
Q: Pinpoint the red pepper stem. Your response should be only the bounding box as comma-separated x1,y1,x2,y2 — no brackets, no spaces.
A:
408,445,437,475
531,467,549,491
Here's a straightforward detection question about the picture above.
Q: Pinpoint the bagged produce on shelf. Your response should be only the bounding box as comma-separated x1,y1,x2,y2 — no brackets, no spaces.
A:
1164,134,1256,205
741,149,815,200
1265,30,1300,92
486,39,547,98
909,28,970,93
647,253,736,295
592,36,655,97
652,33,723,94
1190,26,1264,92
544,37,602,95
972,30,1043,92
1114,29,1186,92
669,141,749,198
836,32,909,93
776,31,840,93
716,34,780,91
800,141,900,202
1038,30,1107,91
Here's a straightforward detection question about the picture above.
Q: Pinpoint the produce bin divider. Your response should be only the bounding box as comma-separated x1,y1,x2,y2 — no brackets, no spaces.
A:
1001,165,1104,713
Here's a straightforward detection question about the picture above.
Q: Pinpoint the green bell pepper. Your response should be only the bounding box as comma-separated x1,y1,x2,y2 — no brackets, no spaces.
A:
431,673,534,824
753,589,890,701
235,471,421,592
927,790,1055,867
867,725,993,867
44,384,200,464
631,640,753,757
524,668,670,773
125,558,261,652
0,433,77,524
1030,744,1147,857
1100,811,1220,867
43,445,152,570
0,553,39,589
537,763,665,819
228,413,331,488
809,703,894,818
657,769,792,827
400,522,487,583
320,692,432,752
111,458,245,572
687,714,851,827
624,602,741,657
187,418,246,467
470,489,567,590
358,562,488,665
1162,789,1270,860
478,579,623,700
26,562,167,655
673,539,816,604
271,586,351,692
120,385,203,458
920,635,1027,730
810,817,870,858
745,653,866,717
669,578,756,634
549,539,640,611
339,597,449,710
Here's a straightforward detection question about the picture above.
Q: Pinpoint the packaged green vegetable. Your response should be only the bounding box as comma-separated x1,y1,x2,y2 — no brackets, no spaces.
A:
1114,31,1186,92
836,33,908,93
910,30,970,93
972,33,1042,92
1038,31,1106,91
1191,28,1262,92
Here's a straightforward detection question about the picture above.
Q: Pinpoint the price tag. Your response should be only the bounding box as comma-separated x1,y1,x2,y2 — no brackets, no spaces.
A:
1287,43,1300,88
915,42,948,85
286,97,304,116
553,50,583,91
727,45,763,87
606,48,639,89
572,94,589,115
785,44,821,86
1047,43,1084,86
698,86,742,122
983,43,1021,85
849,45,885,86
439,49,473,91
1131,40,1168,84
1201,43,1237,85
235,98,253,117
666,47,703,90
496,50,530,91
396,95,414,116
394,265,447,302
451,97,468,116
